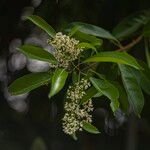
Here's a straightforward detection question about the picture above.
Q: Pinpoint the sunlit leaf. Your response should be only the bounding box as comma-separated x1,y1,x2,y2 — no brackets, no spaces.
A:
77,42,96,51
73,31,103,46
18,45,57,64
82,122,100,134
90,77,120,112
84,51,142,70
49,68,68,98
119,64,144,116
8,73,51,95
27,15,56,38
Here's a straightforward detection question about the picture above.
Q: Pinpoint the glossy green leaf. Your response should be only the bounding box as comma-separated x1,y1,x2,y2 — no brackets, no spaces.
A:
67,22,118,41
18,45,57,64
93,92,103,98
113,10,150,40
81,86,102,104
8,73,51,95
119,64,144,116
84,51,142,70
73,31,103,46
49,68,68,98
68,25,83,37
90,77,120,112
82,122,100,134
27,15,56,38
77,42,96,51
132,61,150,95
111,81,129,113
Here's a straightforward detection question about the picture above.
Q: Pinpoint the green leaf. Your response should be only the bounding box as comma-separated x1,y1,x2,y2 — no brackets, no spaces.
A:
119,64,144,116
81,86,102,104
90,77,120,112
18,45,57,64
68,25,83,37
71,133,78,141
111,81,129,113
113,10,150,40
77,42,97,52
67,22,118,41
84,51,142,70
73,31,103,46
8,73,51,95
82,122,100,134
93,92,103,98
49,68,68,98
27,15,56,38
132,61,150,95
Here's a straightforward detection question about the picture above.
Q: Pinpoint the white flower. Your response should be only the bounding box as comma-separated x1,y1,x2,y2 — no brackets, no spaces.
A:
48,32,83,68
62,79,93,135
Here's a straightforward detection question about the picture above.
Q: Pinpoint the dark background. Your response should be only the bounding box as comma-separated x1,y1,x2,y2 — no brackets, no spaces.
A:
0,0,150,150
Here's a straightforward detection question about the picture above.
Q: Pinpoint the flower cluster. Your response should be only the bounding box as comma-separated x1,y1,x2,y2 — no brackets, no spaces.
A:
48,32,83,68
62,79,94,135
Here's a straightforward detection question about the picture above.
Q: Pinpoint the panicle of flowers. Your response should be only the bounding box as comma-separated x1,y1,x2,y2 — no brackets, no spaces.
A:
47,32,83,68
62,78,94,135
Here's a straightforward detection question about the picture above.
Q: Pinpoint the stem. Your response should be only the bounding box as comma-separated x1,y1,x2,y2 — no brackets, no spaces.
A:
81,63,97,72
112,40,123,49
116,35,143,51
71,57,88,80
71,62,80,71
72,35,143,79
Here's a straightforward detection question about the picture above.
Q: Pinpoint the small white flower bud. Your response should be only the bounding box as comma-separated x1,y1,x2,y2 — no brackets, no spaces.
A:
62,79,94,135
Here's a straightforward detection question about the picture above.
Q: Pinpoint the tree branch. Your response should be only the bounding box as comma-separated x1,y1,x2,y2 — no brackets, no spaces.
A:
116,35,143,51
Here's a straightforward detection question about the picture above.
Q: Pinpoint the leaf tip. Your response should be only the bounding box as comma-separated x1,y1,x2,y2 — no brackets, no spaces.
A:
48,93,52,99
71,133,78,140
